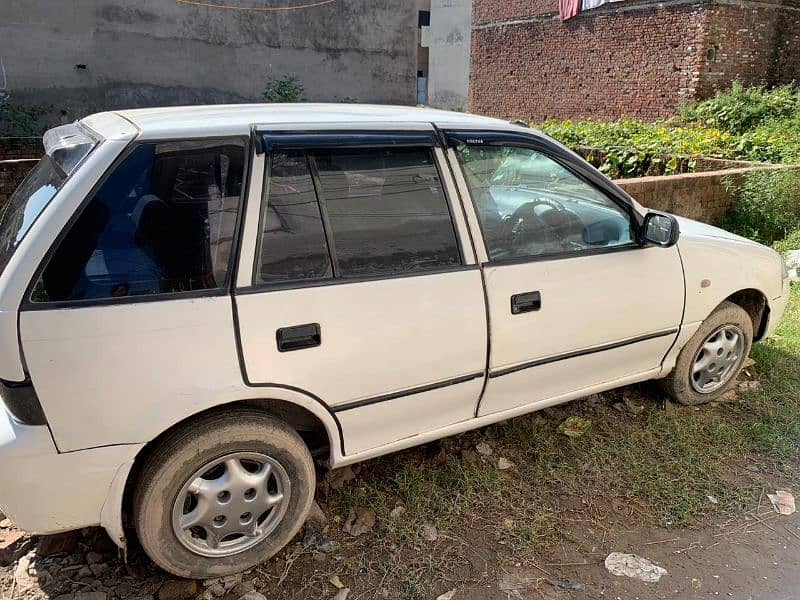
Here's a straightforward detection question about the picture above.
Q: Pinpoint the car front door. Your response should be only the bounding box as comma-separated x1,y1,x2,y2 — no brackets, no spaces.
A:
233,128,487,455
444,130,684,417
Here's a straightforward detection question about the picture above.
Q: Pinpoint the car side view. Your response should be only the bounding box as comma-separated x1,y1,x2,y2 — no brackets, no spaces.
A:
0,105,790,578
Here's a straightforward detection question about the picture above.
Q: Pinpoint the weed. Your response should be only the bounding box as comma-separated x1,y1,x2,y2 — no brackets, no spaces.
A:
263,74,305,103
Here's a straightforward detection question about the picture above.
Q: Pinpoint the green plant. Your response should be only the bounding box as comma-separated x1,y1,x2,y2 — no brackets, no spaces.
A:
774,228,800,256
719,168,800,245
0,98,41,136
679,81,800,135
262,74,305,103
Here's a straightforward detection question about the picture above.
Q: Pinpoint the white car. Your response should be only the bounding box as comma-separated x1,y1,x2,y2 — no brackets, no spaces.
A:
0,105,789,578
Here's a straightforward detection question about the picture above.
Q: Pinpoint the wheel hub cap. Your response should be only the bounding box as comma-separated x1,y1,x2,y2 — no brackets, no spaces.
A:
690,325,745,394
171,452,290,557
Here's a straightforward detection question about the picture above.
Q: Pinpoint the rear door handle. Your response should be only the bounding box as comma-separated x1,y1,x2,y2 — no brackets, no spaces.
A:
511,291,541,314
276,323,321,352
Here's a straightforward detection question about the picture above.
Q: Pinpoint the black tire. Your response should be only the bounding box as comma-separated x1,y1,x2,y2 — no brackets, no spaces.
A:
133,409,315,578
663,301,753,406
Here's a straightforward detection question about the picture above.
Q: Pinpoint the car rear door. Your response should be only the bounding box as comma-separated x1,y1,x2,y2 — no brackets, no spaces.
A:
444,130,684,417
233,126,487,455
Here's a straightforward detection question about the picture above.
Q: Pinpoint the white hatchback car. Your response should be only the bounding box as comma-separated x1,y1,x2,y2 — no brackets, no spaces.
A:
0,105,790,578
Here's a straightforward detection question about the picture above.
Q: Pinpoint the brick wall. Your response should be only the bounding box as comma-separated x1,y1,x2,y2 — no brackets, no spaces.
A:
471,0,800,121
616,164,799,222
0,138,41,209
0,160,38,209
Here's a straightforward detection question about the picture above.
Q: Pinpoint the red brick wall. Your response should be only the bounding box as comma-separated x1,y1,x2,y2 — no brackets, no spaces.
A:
470,0,709,121
698,0,800,97
471,0,800,121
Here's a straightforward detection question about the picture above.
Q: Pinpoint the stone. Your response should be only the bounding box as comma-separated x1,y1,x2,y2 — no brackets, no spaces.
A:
306,501,328,527
389,505,406,519
421,523,439,542
475,442,493,456
342,508,376,537
497,457,514,470
0,529,27,564
228,581,254,597
54,594,108,600
221,574,242,590
37,531,81,556
90,562,110,577
115,583,135,598
326,466,356,490
86,551,105,564
208,584,225,597
158,579,199,600
238,593,266,600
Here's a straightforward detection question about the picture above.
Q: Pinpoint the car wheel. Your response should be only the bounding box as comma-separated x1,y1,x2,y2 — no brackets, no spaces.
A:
664,301,753,406
133,409,315,578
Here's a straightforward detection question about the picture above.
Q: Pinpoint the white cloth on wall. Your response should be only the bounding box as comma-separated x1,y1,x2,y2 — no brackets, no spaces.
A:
581,0,624,11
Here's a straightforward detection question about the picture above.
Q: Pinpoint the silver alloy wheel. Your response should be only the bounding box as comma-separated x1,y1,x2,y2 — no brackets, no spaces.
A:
171,452,290,558
690,324,745,394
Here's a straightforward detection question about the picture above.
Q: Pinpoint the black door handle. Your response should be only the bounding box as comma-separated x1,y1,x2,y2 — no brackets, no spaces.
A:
276,323,321,352
511,291,541,314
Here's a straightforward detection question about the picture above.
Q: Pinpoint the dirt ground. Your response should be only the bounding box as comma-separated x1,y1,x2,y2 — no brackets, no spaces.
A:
1,421,798,600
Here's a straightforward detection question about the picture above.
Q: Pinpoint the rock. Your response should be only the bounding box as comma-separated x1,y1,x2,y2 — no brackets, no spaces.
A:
13,553,36,592
114,583,135,598
221,574,242,590
436,591,457,600
86,551,105,564
785,250,800,269
0,529,27,564
333,589,350,600
237,594,266,600
389,505,406,519
90,562,110,577
742,357,756,368
604,552,667,583
303,524,338,553
342,508,376,537
327,466,356,490
54,594,108,600
76,565,93,578
306,501,328,527
421,523,439,542
158,580,199,600
228,581,255,597
475,442,493,456
497,457,514,470
38,531,82,557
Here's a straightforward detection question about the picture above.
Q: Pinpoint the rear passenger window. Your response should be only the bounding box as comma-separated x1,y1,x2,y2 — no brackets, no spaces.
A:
256,151,333,283
311,147,460,277
31,139,244,303
256,145,461,283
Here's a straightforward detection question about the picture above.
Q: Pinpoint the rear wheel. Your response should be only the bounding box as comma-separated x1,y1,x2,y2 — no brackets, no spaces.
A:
133,410,315,578
663,301,753,405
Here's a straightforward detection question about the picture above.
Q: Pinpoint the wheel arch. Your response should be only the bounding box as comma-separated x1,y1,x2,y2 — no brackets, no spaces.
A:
102,391,343,551
723,288,769,341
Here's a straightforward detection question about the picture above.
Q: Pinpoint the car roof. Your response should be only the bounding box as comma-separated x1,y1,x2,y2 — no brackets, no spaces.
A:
101,103,530,140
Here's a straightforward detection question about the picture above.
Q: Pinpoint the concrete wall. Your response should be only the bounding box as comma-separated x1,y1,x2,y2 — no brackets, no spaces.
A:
423,0,472,110
616,165,800,223
0,0,418,125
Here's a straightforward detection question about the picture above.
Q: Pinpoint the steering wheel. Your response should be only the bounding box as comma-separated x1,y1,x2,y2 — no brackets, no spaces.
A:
500,198,567,250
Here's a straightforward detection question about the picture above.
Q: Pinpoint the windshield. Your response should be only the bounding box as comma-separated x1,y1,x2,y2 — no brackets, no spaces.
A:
0,124,98,278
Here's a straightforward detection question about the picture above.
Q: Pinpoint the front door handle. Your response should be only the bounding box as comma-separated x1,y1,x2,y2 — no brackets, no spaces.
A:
276,323,321,352
511,291,541,314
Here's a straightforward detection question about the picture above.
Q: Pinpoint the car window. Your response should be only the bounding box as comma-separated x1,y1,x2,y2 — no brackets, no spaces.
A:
31,139,245,303
455,145,635,261
310,146,460,277
256,150,333,283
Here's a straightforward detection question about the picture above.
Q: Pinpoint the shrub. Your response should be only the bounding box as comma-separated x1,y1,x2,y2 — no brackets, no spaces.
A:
719,168,800,245
774,228,800,256
263,74,305,103
679,81,800,135
0,98,41,136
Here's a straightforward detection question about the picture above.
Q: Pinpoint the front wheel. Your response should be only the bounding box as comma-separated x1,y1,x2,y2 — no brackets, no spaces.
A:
663,301,753,405
133,409,315,578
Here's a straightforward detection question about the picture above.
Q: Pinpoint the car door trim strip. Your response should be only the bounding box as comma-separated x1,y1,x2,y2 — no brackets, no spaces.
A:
489,328,680,379
331,371,485,413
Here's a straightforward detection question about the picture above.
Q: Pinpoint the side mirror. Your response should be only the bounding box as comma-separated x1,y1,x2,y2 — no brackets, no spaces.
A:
642,212,680,247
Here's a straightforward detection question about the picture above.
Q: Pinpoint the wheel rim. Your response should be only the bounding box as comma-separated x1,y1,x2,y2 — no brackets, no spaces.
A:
690,324,745,394
171,451,290,558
